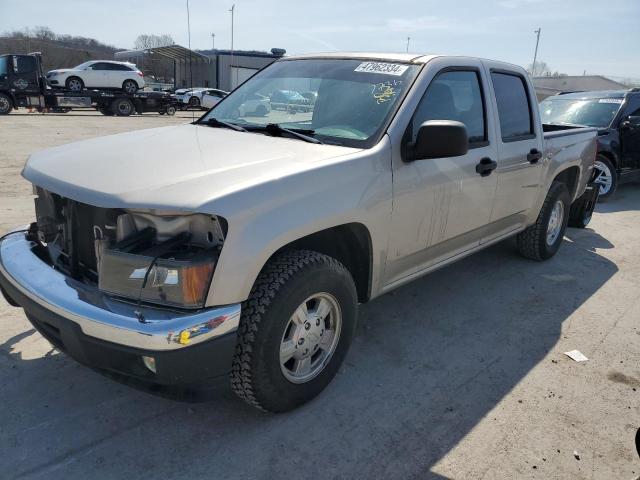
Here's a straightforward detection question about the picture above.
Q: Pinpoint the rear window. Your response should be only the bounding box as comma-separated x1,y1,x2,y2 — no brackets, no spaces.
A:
491,72,534,141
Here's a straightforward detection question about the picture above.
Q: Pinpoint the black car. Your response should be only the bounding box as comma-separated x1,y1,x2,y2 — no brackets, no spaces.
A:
540,89,640,199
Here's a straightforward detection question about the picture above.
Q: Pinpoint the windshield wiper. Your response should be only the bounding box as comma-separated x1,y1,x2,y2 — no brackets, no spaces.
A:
249,123,323,144
203,117,248,132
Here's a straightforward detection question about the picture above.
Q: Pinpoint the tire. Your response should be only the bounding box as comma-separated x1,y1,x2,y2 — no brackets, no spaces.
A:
122,79,139,94
97,105,114,116
0,93,13,115
165,105,176,116
111,98,134,117
231,250,358,412
65,76,84,92
568,184,599,229
255,105,268,116
517,181,571,261
593,155,617,200
188,96,201,108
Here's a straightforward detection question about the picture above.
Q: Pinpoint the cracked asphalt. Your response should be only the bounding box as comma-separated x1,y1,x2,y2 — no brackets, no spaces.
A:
1,111,639,479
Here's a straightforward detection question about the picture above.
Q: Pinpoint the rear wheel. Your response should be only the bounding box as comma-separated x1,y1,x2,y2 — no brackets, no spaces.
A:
255,105,268,116
593,155,617,200
65,76,84,92
231,250,358,412
165,105,176,116
111,98,134,116
517,182,571,261
188,96,201,108
122,79,139,94
0,93,13,114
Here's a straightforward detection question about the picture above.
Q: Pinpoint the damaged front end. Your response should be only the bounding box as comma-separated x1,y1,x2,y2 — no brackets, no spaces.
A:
30,187,226,310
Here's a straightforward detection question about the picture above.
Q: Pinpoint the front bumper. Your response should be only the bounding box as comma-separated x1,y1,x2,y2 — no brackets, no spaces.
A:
0,231,241,385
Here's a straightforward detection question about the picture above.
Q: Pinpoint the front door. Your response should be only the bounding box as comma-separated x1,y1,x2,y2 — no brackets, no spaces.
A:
620,106,640,166
385,64,499,287
10,55,41,94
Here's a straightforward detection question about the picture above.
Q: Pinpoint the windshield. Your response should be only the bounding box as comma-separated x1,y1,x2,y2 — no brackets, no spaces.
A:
73,61,94,70
201,59,420,147
539,97,623,128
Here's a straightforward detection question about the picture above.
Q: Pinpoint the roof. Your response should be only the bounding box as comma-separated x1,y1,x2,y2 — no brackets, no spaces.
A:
116,45,210,62
542,90,631,101
283,52,437,64
533,75,627,93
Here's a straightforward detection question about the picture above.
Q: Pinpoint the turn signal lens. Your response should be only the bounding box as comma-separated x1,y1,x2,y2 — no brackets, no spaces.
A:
181,263,215,307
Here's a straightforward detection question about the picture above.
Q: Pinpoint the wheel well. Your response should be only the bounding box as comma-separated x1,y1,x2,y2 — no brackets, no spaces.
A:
597,151,618,170
554,166,580,199
273,223,372,303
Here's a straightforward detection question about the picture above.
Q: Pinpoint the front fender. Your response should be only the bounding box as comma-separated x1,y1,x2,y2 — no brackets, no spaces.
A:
204,137,393,306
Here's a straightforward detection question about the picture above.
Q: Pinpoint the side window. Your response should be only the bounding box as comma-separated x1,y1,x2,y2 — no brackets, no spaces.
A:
412,70,486,145
111,64,132,71
0,57,7,76
91,63,108,71
15,56,36,74
491,72,534,141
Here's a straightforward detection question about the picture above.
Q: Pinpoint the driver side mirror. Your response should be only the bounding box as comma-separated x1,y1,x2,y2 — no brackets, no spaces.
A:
406,120,469,161
621,116,640,130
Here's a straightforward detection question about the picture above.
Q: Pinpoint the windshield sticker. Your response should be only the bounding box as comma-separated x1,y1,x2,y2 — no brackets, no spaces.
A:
371,81,402,104
598,98,623,104
355,62,409,76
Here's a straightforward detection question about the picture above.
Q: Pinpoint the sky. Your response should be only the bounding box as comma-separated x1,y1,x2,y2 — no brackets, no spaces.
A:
1,0,639,79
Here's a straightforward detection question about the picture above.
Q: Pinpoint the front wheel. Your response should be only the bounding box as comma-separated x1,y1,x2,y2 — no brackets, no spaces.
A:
0,93,13,114
517,181,571,261
65,76,84,91
593,155,618,200
188,96,201,108
231,250,357,412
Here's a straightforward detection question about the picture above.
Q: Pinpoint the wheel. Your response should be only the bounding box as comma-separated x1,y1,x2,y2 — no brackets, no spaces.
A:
593,155,617,200
188,96,201,108
97,105,114,116
517,181,571,261
165,105,176,116
231,250,358,412
255,105,268,116
568,184,599,228
122,79,139,94
111,98,134,116
0,93,13,114
65,76,84,92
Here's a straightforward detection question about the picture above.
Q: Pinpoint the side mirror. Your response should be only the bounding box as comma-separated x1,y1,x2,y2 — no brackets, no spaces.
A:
628,116,640,127
407,120,469,161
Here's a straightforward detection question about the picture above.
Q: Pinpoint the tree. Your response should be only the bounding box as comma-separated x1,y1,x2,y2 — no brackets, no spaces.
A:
133,34,175,50
528,61,550,77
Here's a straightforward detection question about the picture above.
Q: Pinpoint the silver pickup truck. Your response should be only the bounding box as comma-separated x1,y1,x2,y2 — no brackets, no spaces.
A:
0,53,598,412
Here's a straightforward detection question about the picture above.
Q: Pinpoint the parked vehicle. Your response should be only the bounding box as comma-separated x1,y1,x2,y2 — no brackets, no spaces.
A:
270,89,311,112
200,89,228,109
236,92,271,116
540,89,640,199
0,53,174,116
46,60,144,93
0,53,598,413
174,88,222,108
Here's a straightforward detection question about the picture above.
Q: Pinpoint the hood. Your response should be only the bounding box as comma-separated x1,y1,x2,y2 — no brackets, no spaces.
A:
22,124,359,211
47,69,73,74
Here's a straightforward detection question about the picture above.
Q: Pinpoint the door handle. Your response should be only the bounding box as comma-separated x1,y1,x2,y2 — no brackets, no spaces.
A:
476,157,498,177
527,148,543,164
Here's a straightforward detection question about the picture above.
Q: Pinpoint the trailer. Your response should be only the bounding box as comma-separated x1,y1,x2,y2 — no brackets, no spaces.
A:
0,53,177,116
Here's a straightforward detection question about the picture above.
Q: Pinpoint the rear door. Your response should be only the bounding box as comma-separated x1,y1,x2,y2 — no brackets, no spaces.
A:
482,64,544,241
385,58,499,286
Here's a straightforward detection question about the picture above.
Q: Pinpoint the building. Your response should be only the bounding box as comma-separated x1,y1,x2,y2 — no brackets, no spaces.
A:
115,45,285,92
533,75,627,101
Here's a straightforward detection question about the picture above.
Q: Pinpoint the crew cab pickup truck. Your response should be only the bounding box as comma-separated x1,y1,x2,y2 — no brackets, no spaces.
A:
0,53,598,412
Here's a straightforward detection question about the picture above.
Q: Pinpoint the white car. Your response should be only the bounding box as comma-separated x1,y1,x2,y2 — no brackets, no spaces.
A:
237,93,271,116
200,89,228,109
174,88,223,108
46,60,145,93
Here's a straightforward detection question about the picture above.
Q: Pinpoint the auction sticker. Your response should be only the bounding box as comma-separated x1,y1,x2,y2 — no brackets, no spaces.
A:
355,62,409,76
598,98,623,104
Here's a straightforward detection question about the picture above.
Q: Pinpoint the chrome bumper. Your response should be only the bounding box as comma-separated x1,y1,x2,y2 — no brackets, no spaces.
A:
0,231,240,351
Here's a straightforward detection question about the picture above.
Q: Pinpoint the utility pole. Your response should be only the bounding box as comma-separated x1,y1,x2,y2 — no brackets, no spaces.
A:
229,4,235,88
211,33,215,51
406,36,410,53
531,28,541,76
